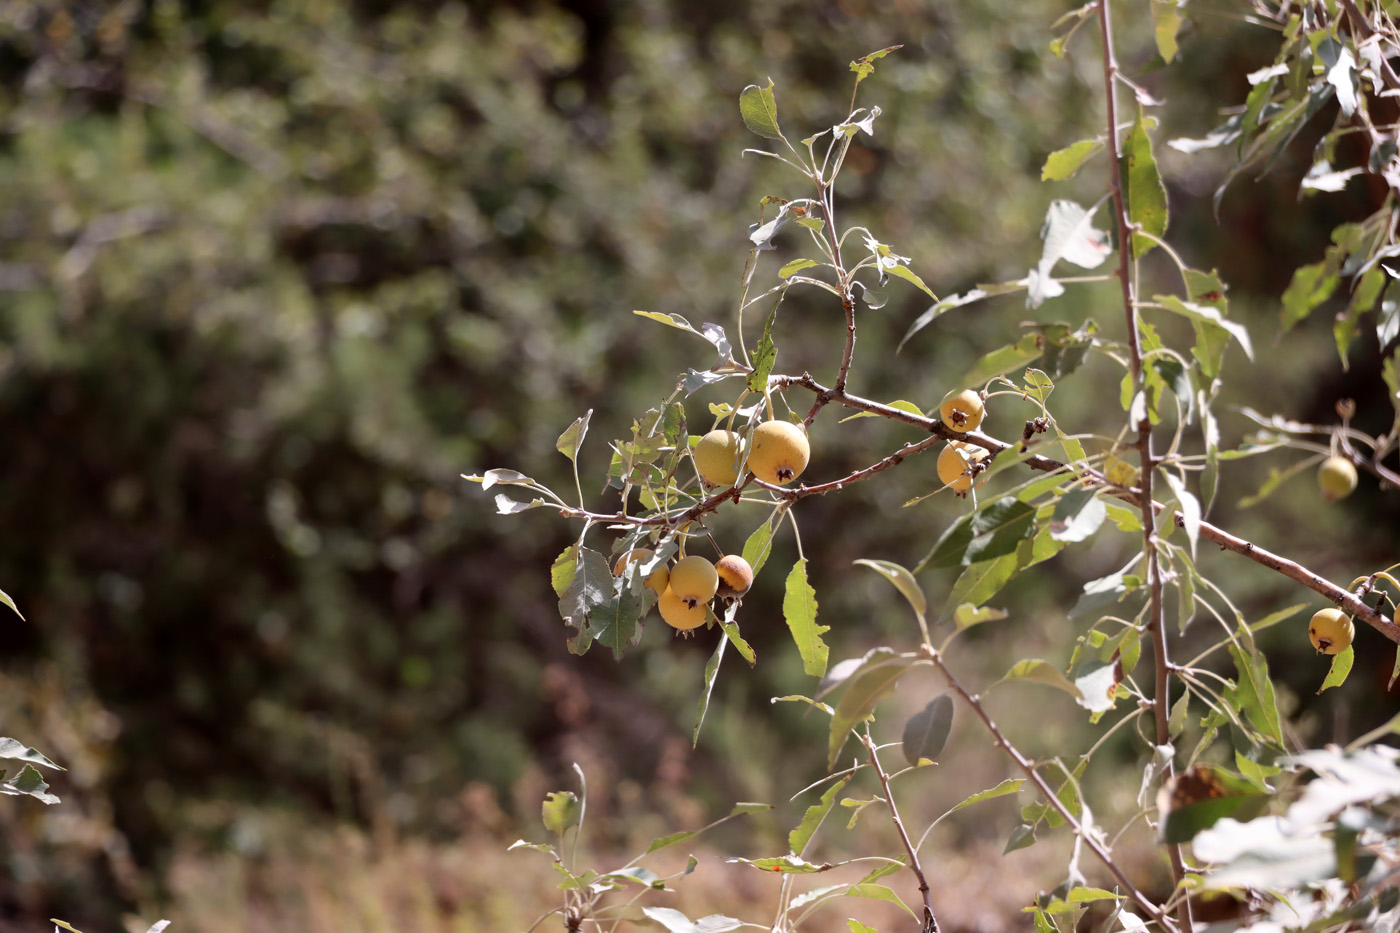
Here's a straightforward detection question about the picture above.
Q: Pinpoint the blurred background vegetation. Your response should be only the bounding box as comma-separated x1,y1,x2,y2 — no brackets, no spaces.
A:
0,0,1395,930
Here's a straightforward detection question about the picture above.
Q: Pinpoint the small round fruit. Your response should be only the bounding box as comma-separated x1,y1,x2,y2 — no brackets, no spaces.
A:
694,429,745,488
939,390,985,433
613,548,670,597
715,555,754,600
749,420,810,485
1317,456,1358,502
1308,607,1355,655
658,587,709,631
937,441,990,495
669,555,719,608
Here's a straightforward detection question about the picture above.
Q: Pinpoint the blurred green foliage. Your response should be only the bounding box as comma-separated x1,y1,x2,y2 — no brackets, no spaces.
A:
0,0,1395,926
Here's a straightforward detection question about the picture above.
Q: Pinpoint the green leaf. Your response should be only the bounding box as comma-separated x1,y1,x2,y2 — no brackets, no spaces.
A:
1151,0,1183,62
693,633,727,746
1280,261,1339,333
849,45,901,89
747,296,781,394
1120,110,1168,257
953,334,1043,392
826,648,921,769
720,616,756,667
725,854,835,873
948,778,1024,816
779,258,821,278
995,659,1083,700
884,262,937,301
845,884,916,919
840,399,924,423
741,520,775,577
1156,296,1253,361
558,547,613,630
0,739,62,771
784,559,829,678
550,545,578,598
847,922,878,933
962,499,1037,564
2,763,58,804
555,410,592,463
1226,643,1283,747
541,790,581,838
789,774,852,856
644,802,772,855
1049,487,1105,543
739,80,783,139
1041,140,1102,182
588,586,648,660
902,694,954,766
1317,645,1355,694
854,558,926,620
952,603,1009,631
1004,822,1036,854
1249,603,1307,634
0,589,22,621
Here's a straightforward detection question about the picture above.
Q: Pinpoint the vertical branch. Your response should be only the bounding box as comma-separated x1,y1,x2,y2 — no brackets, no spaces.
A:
1096,2,1191,929
861,730,940,933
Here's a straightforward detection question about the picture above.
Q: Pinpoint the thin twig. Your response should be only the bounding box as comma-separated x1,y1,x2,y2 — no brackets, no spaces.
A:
921,645,1179,933
861,731,940,933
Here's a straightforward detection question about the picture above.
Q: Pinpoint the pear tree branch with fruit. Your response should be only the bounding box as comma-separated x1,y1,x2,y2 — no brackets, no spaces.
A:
470,7,1400,933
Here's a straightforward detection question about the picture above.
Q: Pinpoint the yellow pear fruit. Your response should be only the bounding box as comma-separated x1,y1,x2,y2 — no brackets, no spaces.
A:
668,555,718,608
658,587,709,631
694,429,745,487
749,420,810,485
715,555,754,600
1317,456,1358,502
1308,607,1354,655
939,389,985,433
937,441,990,495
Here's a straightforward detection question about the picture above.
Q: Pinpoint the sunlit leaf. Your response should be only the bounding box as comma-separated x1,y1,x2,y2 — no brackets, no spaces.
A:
789,773,851,856
555,410,592,463
1317,645,1354,695
1121,111,1168,257
784,559,829,678
739,80,782,139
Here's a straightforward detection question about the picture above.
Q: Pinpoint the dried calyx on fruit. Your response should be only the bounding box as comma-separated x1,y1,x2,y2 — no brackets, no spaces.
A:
1317,456,1358,503
749,420,810,486
939,389,985,433
1308,607,1354,655
658,588,708,631
694,429,744,488
715,555,754,600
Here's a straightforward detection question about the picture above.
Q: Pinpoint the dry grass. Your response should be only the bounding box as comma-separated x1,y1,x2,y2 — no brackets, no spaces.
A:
153,780,1103,933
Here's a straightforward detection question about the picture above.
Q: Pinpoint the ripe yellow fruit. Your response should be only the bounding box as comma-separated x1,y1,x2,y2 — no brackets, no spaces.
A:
1308,607,1355,655
694,429,745,487
613,549,670,597
937,441,990,495
715,555,754,600
658,587,709,630
749,420,810,485
669,555,718,608
939,390,985,433
1317,456,1358,502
